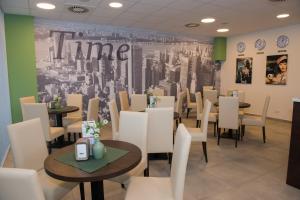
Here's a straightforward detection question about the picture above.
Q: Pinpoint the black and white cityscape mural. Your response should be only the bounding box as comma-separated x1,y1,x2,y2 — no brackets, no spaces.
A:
34,19,218,119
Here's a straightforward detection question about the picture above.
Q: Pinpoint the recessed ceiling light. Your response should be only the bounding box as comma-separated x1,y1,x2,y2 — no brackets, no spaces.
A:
217,28,229,33
109,2,123,8
36,2,55,10
201,18,215,23
185,23,200,28
276,13,290,19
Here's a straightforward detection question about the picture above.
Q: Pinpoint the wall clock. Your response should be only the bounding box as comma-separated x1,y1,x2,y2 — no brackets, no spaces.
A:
255,39,266,51
277,35,289,48
237,42,246,53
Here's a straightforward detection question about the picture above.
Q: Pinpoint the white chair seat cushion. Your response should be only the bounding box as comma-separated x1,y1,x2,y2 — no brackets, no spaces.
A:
49,127,64,141
125,177,173,200
242,115,264,126
37,169,77,200
197,112,218,122
187,128,206,142
109,158,147,185
63,116,82,127
67,121,82,133
188,102,197,109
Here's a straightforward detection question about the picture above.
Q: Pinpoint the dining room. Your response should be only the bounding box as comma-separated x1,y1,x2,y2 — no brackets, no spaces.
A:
0,0,300,200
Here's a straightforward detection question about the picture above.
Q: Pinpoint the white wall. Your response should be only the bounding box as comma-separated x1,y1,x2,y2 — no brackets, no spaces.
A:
0,8,11,165
221,24,300,121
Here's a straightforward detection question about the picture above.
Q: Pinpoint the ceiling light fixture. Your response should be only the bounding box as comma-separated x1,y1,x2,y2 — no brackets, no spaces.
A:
201,18,215,23
36,2,56,10
217,28,229,33
109,2,123,8
276,13,290,19
184,23,200,28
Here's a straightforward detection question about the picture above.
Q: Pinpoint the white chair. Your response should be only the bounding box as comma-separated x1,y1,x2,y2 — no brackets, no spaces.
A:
186,88,196,118
67,97,100,139
175,91,186,125
7,118,78,200
218,96,240,147
153,87,165,96
119,91,130,111
63,94,83,126
109,111,149,184
203,86,213,91
125,124,191,200
20,96,36,119
146,107,174,166
241,96,270,143
187,99,211,162
0,168,46,200
131,94,147,112
155,96,175,108
108,99,120,140
203,89,218,113
22,103,65,153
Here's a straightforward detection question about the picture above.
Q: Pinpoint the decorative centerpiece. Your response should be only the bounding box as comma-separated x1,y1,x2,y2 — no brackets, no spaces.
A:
145,89,160,107
82,120,108,160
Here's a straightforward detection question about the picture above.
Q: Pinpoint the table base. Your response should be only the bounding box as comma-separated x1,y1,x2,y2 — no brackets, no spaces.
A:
91,181,104,200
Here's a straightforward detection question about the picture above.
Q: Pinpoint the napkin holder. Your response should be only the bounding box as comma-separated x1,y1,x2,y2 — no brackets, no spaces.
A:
75,138,90,161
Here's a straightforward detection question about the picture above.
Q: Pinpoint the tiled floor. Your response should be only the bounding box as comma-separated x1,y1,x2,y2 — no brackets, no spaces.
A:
4,113,300,200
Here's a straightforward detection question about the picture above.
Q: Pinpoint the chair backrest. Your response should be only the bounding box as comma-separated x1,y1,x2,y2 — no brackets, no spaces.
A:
0,168,45,200
66,94,82,118
170,124,191,200
119,91,130,111
146,107,173,153
155,96,175,108
200,100,212,141
87,97,100,121
195,92,203,117
203,89,218,113
238,91,245,102
186,88,192,106
218,96,239,130
108,99,119,140
20,96,36,119
131,94,147,112
22,103,51,141
152,87,164,96
175,91,186,116
262,96,271,123
203,86,213,91
119,111,148,161
7,118,49,171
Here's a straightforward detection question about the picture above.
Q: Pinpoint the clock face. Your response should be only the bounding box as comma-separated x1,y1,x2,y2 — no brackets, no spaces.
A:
237,42,246,53
255,39,266,51
277,35,289,48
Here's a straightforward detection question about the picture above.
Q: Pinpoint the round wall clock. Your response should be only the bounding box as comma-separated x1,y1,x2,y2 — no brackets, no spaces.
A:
255,39,266,51
237,42,246,53
277,35,289,48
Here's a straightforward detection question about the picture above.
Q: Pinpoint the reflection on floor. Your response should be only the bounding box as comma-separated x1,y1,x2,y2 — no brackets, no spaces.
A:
4,114,300,200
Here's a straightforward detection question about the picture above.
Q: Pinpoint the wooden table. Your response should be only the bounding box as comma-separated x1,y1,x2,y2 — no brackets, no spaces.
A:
214,102,251,108
48,106,79,127
44,140,142,200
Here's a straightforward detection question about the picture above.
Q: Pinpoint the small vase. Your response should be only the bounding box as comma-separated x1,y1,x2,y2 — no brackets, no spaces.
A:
92,139,104,159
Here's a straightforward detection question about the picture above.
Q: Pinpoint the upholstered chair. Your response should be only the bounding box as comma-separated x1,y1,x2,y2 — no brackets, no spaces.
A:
155,96,175,108
131,94,147,112
152,87,165,96
7,118,78,200
19,96,36,119
22,103,65,153
0,168,46,200
202,86,214,91
109,111,149,185
108,99,120,140
203,89,218,113
63,94,83,126
119,91,130,111
241,96,271,143
186,88,196,118
218,96,240,147
125,124,192,200
175,91,186,124
188,99,211,162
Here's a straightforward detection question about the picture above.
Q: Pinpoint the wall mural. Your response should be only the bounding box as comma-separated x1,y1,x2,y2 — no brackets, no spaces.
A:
34,19,218,119
266,54,288,85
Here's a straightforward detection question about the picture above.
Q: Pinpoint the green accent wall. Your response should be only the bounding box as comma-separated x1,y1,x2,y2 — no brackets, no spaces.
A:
213,37,227,61
4,14,37,122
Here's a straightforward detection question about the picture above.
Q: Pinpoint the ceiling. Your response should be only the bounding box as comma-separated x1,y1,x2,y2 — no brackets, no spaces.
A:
1,0,300,38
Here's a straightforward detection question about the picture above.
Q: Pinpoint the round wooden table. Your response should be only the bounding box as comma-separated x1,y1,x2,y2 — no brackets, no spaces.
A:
214,102,251,108
44,140,142,200
48,106,79,127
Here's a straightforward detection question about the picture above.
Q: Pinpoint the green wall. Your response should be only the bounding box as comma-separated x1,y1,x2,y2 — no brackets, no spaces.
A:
213,37,227,61
4,14,37,122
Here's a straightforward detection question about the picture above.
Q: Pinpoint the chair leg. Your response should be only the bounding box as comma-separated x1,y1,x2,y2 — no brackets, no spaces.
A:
213,122,216,137
262,126,266,143
217,128,221,145
47,142,52,154
202,142,208,162
196,120,200,128
175,119,179,128
186,108,190,118
179,117,182,123
80,182,85,200
68,133,71,142
241,125,245,140
235,130,238,148
144,156,149,177
168,152,173,165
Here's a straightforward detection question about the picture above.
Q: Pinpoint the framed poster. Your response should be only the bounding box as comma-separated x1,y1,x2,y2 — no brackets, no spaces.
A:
265,54,288,85
236,57,253,84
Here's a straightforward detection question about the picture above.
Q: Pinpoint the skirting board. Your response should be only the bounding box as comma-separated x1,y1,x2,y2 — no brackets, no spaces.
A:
0,145,10,167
